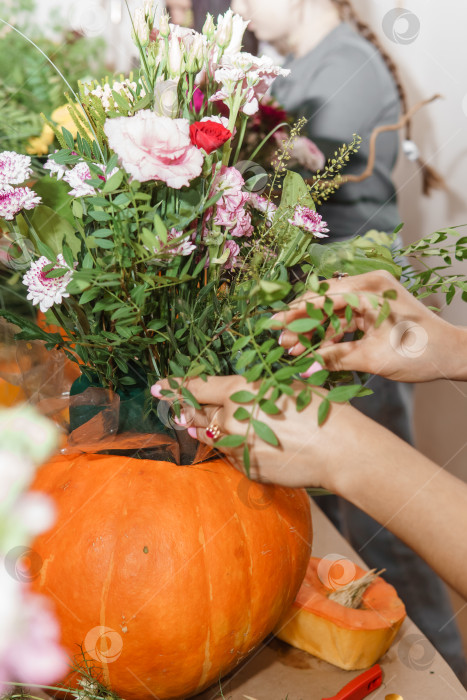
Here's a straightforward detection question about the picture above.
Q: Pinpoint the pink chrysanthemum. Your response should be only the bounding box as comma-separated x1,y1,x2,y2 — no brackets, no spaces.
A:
22,254,74,313
288,205,329,238
63,162,96,197
0,151,32,186
0,187,41,221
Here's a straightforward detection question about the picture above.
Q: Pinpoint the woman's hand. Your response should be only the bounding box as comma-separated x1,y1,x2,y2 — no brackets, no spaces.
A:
155,375,373,492
275,270,467,382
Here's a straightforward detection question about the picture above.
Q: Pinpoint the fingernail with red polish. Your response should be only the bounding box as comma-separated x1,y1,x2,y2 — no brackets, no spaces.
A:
300,361,322,379
151,383,163,399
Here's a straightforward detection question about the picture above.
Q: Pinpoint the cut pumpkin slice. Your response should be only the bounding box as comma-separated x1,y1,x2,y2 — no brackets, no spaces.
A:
276,556,406,670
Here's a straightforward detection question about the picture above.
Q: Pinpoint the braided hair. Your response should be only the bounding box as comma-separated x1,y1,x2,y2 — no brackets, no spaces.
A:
331,0,444,194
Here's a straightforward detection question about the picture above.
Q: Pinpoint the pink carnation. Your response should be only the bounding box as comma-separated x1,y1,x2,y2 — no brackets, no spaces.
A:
223,239,240,269
0,186,41,220
155,228,196,259
213,165,248,215
288,205,329,238
229,207,253,238
104,111,204,189
248,193,277,225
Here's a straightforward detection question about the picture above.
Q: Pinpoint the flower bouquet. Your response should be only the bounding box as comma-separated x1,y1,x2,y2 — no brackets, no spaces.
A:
1,5,467,699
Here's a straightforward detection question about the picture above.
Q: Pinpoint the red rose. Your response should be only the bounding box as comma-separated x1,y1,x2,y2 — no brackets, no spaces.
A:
189,120,232,154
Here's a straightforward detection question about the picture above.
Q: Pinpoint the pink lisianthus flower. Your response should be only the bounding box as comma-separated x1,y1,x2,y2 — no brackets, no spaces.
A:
22,254,75,313
104,111,204,189
0,151,33,186
0,186,41,220
223,239,241,269
211,53,290,116
288,205,329,238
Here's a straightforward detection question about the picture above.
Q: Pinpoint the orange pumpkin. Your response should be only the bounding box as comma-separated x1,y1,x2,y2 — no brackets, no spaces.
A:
276,556,406,670
31,453,312,700
0,359,26,406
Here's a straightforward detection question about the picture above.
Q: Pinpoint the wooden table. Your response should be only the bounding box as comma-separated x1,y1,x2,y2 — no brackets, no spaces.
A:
196,501,467,700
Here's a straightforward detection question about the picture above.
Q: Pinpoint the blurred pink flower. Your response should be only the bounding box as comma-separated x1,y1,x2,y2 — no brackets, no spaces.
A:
0,586,68,687
286,134,325,172
104,111,204,189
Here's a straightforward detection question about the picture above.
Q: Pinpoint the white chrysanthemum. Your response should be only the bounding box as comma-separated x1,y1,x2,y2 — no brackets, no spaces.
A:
0,187,41,220
22,254,74,313
0,151,32,186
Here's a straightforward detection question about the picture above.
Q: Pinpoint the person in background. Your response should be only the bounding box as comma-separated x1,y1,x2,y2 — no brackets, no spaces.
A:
165,0,463,682
155,271,467,601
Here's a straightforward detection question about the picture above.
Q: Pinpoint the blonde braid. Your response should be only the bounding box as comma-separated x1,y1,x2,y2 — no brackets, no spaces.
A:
331,0,444,195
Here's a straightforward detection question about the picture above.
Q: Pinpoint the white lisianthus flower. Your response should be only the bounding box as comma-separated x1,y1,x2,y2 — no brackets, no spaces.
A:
132,7,150,47
22,254,75,313
225,13,250,55
44,151,68,180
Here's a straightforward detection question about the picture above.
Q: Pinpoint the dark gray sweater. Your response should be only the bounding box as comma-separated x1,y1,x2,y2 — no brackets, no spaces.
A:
272,22,402,240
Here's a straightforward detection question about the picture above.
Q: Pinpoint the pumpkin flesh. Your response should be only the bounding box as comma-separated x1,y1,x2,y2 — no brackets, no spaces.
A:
276,556,406,670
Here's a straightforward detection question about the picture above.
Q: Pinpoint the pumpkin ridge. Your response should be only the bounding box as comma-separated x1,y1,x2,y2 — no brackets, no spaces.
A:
99,548,116,687
192,477,214,691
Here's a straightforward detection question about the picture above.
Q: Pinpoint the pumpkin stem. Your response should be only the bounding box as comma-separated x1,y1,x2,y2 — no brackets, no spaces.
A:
328,568,385,609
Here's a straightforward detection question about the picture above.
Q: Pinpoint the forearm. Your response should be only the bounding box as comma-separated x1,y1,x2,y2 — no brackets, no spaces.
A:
331,416,467,599
444,325,467,381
